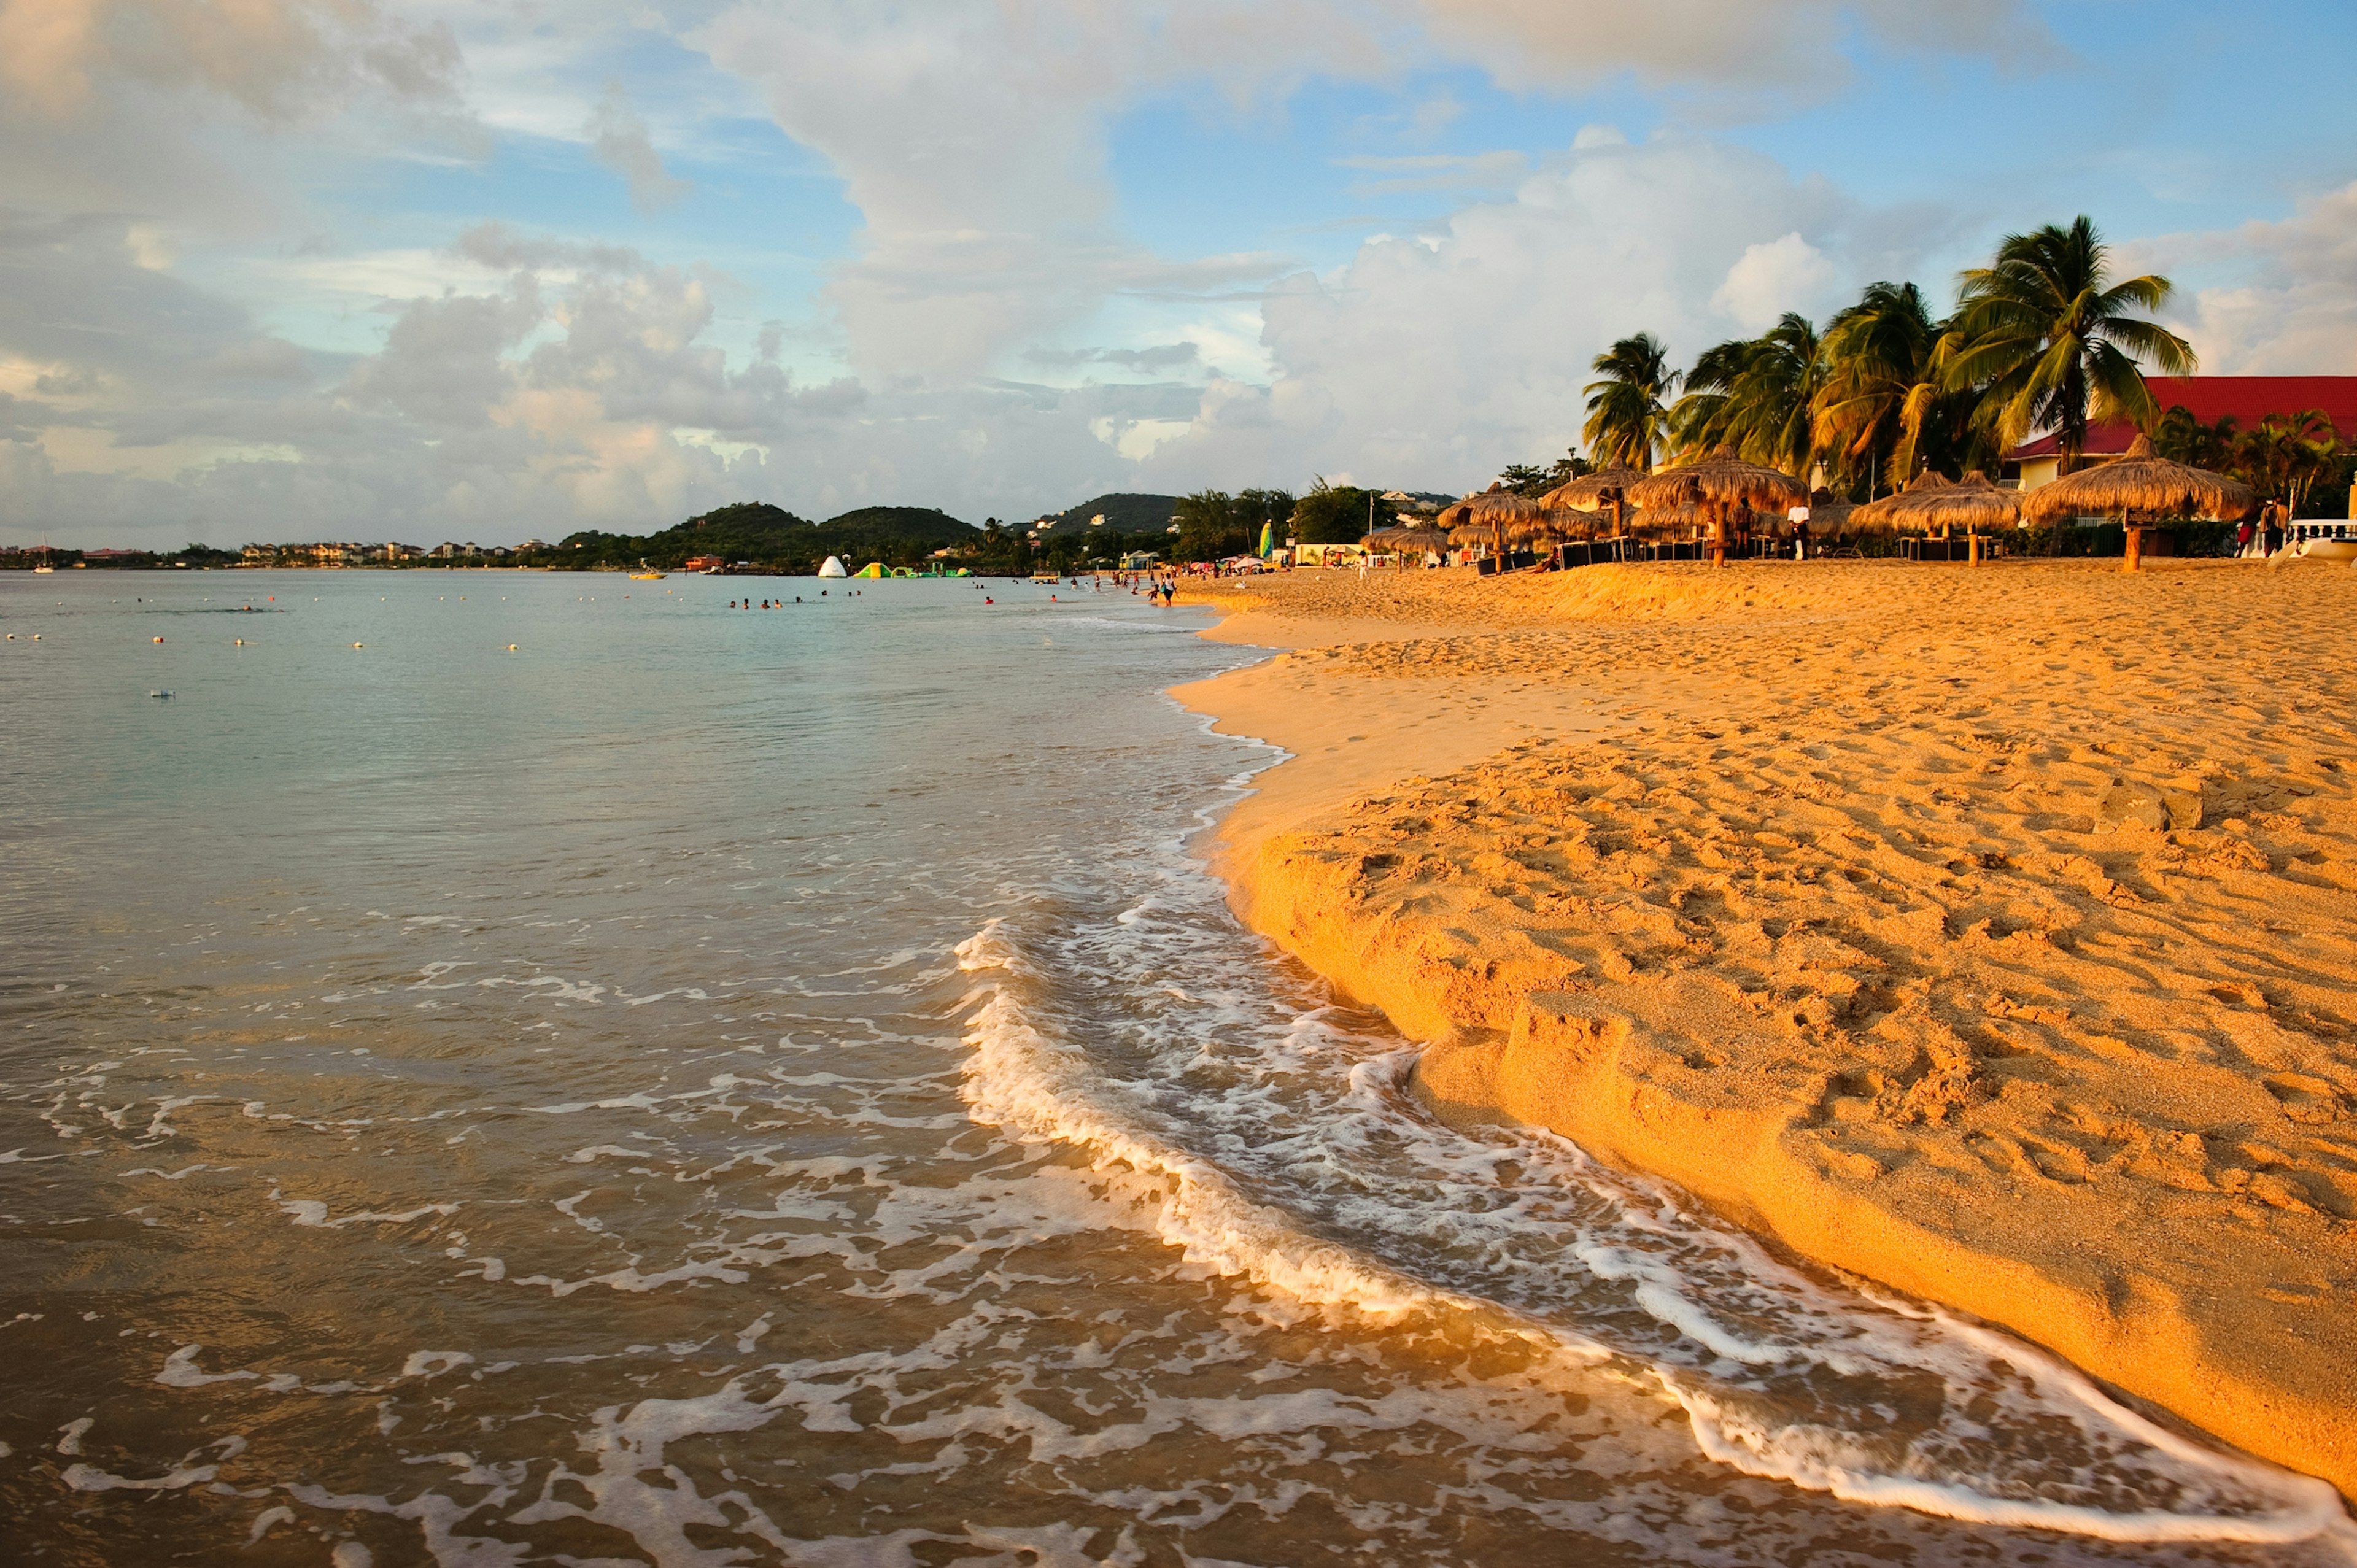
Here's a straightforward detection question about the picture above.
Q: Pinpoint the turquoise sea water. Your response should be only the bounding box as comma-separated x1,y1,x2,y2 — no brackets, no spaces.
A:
1,569,2349,1567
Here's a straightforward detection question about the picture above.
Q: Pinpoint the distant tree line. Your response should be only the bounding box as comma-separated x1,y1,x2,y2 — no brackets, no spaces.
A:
1576,214,2350,519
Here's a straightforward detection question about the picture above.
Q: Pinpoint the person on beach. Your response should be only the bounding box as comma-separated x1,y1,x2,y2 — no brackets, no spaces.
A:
1789,502,1811,560
2237,517,2256,558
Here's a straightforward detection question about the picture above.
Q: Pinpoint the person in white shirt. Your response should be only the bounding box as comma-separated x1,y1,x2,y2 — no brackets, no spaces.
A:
1787,502,1812,560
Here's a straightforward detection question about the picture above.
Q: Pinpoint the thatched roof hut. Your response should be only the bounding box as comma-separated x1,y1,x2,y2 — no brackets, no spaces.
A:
1468,490,1544,525
1851,468,1950,532
1805,496,1857,535
1435,501,1475,532
1541,463,1646,513
1894,471,2021,536
1504,509,1589,546
2021,434,2257,524
1364,526,1449,553
1627,447,1808,512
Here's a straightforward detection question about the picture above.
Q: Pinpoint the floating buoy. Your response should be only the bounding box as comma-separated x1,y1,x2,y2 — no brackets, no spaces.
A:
3,633,12,639
506,643,518,651
352,642,364,649
234,639,245,646
152,636,163,643
29,634,39,640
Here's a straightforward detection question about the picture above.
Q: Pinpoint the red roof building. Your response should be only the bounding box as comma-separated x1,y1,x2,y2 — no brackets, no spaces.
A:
2008,376,2357,489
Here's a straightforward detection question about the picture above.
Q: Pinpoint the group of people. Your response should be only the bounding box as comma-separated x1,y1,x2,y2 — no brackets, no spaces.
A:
726,592,861,607
2237,503,2291,558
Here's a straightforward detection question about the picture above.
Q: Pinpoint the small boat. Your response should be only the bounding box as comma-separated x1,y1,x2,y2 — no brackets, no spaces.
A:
33,534,53,573
2288,519,2357,561
629,558,666,580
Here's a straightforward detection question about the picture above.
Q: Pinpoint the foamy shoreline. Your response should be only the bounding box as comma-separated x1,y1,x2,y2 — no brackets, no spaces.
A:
1171,559,2357,1504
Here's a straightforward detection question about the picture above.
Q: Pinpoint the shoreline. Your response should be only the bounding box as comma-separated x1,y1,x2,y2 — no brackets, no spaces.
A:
1170,559,2357,1501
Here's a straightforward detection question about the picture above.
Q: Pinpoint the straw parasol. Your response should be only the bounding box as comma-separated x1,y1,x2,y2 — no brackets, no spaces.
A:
1850,468,1950,532
1627,447,1809,513
1805,496,1857,535
2022,434,2256,527
1897,471,2019,538
1435,501,1475,532
1541,463,1646,513
1365,526,1449,554
1504,509,1587,547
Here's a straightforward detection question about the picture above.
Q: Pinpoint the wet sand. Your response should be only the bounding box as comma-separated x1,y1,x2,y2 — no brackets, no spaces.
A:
1171,557,2357,1499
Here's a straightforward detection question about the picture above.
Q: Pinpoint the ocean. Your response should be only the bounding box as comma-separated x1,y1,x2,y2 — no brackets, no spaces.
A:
1,569,2347,1567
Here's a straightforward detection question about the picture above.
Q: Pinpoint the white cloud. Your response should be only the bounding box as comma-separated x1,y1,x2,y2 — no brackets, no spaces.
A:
1711,232,1838,332
1129,133,1864,493
588,79,691,213
2133,180,2357,375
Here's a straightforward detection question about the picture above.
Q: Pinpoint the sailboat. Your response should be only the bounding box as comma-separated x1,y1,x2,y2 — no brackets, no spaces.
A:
33,533,54,573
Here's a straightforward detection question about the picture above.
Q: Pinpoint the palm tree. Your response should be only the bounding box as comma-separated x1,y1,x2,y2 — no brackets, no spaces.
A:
1814,282,1942,492
1668,337,1759,457
2238,410,2340,516
1583,333,1680,472
2152,406,2241,473
1943,215,2196,475
1668,315,1825,477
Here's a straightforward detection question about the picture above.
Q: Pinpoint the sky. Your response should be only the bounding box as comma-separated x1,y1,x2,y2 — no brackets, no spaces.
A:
4,0,2355,547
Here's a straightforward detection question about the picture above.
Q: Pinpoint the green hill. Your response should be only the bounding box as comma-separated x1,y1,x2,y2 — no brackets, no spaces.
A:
1046,493,1181,533
541,501,980,574
821,505,977,537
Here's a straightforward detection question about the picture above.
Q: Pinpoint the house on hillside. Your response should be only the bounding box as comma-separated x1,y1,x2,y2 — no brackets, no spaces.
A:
2007,376,2357,491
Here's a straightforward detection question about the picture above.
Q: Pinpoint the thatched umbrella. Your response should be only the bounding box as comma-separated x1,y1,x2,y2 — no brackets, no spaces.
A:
1435,501,1475,533
1365,526,1449,554
1806,496,1857,536
1851,468,1950,533
1627,447,1808,512
1541,463,1647,513
2022,434,2256,572
1463,490,1541,558
1902,472,2018,535
1504,509,1586,547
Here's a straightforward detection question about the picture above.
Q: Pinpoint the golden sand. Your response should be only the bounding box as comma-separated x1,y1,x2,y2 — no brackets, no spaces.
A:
1171,557,2357,1497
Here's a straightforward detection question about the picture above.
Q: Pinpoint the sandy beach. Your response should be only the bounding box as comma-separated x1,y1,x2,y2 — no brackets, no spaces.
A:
1172,557,2357,1499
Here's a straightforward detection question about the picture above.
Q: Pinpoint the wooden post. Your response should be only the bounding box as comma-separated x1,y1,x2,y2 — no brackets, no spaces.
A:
1968,528,1981,566
2124,522,2142,573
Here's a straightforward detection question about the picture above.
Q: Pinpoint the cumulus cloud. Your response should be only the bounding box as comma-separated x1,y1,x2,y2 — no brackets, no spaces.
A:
2132,180,2357,376
587,79,690,213
1420,0,2045,96
1711,232,1840,331
1129,132,1862,492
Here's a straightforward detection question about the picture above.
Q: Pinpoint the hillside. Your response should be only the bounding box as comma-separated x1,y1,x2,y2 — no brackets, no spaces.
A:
1047,492,1182,533
544,501,979,573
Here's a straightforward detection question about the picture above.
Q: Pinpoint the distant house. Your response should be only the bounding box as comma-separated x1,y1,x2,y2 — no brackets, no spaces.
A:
683,555,725,573
2007,376,2357,491
82,547,144,562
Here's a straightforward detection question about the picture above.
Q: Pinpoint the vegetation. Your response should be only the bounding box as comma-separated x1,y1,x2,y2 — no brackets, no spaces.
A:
1043,493,1183,533
2153,407,2348,519
1291,479,1383,546
1581,333,1679,471
1573,215,2350,528
1946,217,2193,474
541,503,975,574
1172,487,1296,561
0,543,239,570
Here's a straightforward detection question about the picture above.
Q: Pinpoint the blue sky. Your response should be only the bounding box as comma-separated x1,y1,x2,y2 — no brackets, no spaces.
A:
4,0,2355,546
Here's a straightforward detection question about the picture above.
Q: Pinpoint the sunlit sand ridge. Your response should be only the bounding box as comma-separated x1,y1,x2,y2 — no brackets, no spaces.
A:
1175,557,2357,1499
